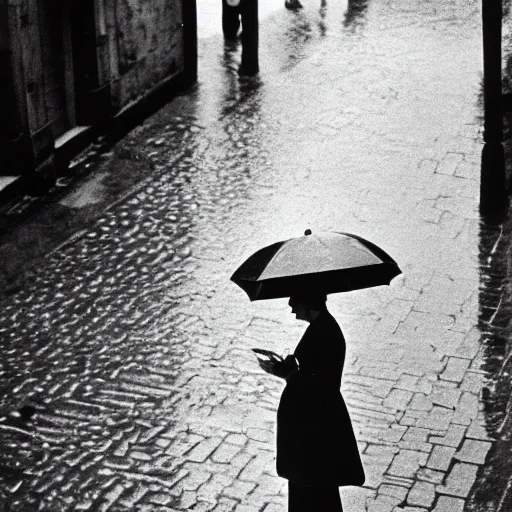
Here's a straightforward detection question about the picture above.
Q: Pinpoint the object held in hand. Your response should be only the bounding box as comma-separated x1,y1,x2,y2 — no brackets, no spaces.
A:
252,348,283,361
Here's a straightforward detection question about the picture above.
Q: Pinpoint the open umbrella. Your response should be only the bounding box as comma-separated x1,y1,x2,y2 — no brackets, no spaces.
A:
231,230,401,301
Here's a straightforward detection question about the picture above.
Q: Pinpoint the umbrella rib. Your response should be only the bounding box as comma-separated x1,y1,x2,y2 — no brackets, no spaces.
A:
264,239,293,267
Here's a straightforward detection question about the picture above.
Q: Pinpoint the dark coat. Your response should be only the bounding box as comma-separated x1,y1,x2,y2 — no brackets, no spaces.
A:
276,310,365,487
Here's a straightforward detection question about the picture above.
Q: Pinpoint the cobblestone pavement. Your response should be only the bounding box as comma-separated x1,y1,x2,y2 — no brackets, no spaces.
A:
0,0,507,511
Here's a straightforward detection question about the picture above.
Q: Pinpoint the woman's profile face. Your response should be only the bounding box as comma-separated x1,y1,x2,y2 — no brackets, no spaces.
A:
288,297,308,321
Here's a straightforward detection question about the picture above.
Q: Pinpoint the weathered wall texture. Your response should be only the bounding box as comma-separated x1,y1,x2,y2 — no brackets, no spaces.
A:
19,1,48,135
114,0,184,109
0,2,15,141
1,0,194,179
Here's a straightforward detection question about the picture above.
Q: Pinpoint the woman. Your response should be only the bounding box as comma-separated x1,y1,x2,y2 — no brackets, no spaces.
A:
257,293,365,512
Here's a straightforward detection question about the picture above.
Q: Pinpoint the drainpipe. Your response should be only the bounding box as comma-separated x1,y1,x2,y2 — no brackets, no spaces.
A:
481,0,507,216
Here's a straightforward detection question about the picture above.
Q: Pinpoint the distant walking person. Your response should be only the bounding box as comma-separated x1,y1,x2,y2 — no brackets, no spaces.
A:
221,0,259,75
255,293,365,512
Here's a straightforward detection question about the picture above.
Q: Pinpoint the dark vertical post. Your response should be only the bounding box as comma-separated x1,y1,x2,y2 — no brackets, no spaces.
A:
222,0,241,41
481,0,507,216
183,0,198,82
239,0,259,76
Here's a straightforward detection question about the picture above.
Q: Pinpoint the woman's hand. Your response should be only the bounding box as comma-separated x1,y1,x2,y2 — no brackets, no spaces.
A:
257,354,298,379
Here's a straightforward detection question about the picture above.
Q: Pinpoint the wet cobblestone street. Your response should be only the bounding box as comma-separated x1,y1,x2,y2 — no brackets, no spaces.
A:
1,0,510,510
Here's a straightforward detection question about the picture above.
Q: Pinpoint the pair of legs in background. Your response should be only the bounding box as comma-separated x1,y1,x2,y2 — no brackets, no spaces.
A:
221,0,259,75
288,482,343,512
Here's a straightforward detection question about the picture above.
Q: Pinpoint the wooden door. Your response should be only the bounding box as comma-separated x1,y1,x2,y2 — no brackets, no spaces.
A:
37,0,76,139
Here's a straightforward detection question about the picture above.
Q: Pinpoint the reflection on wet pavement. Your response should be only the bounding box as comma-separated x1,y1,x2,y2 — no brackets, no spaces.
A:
344,0,370,29
462,217,512,512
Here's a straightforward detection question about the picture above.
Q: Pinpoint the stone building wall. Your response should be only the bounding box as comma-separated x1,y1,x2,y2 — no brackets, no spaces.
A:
113,0,185,110
0,0,196,184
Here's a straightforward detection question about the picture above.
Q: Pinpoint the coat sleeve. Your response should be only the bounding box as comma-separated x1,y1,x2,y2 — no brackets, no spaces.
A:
292,316,344,386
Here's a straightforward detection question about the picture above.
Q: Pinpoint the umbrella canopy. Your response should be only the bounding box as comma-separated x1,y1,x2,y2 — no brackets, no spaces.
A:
231,231,401,301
